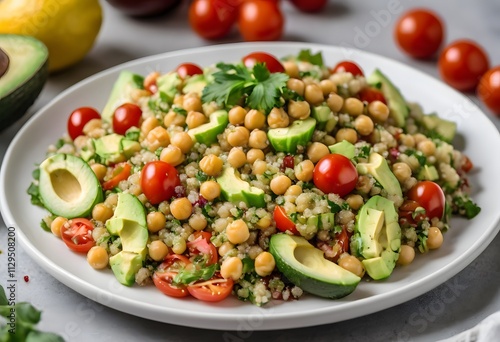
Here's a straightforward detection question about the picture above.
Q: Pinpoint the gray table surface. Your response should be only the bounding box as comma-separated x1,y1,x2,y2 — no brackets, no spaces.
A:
1,1,499,341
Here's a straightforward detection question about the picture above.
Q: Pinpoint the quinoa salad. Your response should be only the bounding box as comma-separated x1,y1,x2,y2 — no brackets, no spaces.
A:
28,49,481,306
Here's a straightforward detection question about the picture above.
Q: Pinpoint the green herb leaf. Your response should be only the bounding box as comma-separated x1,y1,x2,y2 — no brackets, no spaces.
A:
26,330,65,342
327,200,342,213
297,49,324,67
195,170,208,182
0,286,7,306
173,107,188,117
174,263,217,285
27,183,43,207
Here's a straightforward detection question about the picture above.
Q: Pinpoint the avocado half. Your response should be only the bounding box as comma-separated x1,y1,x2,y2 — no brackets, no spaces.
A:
0,34,49,130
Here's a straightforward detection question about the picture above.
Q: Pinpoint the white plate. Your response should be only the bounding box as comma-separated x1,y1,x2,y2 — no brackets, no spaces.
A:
1,42,500,331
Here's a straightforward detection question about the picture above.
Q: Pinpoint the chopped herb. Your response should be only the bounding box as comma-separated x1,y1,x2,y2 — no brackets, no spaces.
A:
282,87,304,101
297,49,324,67
55,139,65,149
241,257,255,274
327,199,342,213
358,145,371,159
417,230,428,253
125,128,141,141
32,167,40,180
195,170,208,182
27,182,43,207
173,263,218,285
404,149,427,166
173,107,188,116
40,217,52,232
289,212,299,223
453,195,481,219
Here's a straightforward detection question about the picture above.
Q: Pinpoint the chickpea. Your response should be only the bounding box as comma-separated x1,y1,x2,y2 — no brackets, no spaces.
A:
287,78,305,96
252,160,268,175
83,118,102,136
247,148,265,164
392,162,412,183
227,147,247,168
345,194,364,210
146,126,170,152
304,83,324,105
288,100,311,120
227,126,250,147
368,100,389,122
183,95,202,112
427,227,443,249
173,94,184,107
323,135,336,146
163,111,185,127
189,213,207,231
356,175,372,194
141,116,160,136
170,132,194,154
327,93,344,113
320,79,335,96
87,246,109,270
397,245,415,266
160,145,184,166
147,211,166,233
200,181,221,201
399,134,416,148
226,219,250,244
254,252,276,277
220,256,243,280
172,236,187,254
295,160,314,182
149,240,169,261
50,216,67,238
248,130,268,149
413,133,427,145
270,175,292,195
185,111,206,129
244,109,266,130
283,60,299,78
285,184,302,197
144,71,160,91
354,114,374,136
342,97,364,116
90,163,107,182
417,140,436,156
199,154,223,176
92,203,114,222
218,242,234,257
170,197,193,220
307,142,329,163
338,255,365,278
73,136,89,151
256,215,271,229
267,107,290,128
228,106,247,125
335,128,358,144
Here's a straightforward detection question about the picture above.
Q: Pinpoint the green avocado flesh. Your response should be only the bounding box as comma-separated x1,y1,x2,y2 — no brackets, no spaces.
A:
0,34,48,130
269,234,360,299
356,152,403,199
101,71,144,123
216,167,265,208
38,154,103,219
188,109,228,145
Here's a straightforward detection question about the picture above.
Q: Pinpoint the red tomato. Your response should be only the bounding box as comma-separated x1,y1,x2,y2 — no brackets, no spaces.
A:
407,181,445,220
187,273,234,302
238,1,284,42
176,63,203,79
313,154,358,197
153,254,191,298
273,206,299,235
102,163,131,191
187,236,218,265
358,87,387,104
398,199,427,226
141,161,181,204
477,66,500,116
461,155,474,173
438,40,490,91
189,0,237,40
193,231,213,242
112,103,142,135
290,0,327,12
67,107,100,140
331,61,364,76
242,51,285,73
394,9,444,59
61,218,94,253
330,227,350,262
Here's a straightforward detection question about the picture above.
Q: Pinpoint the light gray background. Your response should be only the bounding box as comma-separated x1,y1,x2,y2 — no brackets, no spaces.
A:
1,1,499,341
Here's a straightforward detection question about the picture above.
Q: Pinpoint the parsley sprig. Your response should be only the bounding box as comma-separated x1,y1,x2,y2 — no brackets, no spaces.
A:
202,62,289,113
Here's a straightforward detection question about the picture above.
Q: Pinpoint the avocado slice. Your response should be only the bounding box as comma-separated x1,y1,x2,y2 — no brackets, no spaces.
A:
367,69,408,127
356,152,403,199
38,153,103,219
421,113,456,143
94,133,127,165
269,234,360,299
187,109,228,145
157,72,181,103
351,196,401,280
268,117,316,153
417,165,439,181
0,34,48,130
311,105,337,132
328,140,355,159
109,251,144,287
101,71,144,123
182,74,207,96
216,167,266,208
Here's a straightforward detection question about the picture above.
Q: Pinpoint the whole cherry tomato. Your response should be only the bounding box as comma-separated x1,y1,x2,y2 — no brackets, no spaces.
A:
331,61,364,76
477,66,500,116
394,8,444,59
112,103,142,135
407,181,445,220
290,0,327,12
313,154,358,197
141,161,181,204
176,63,203,79
242,51,285,73
189,0,237,40
67,107,101,140
238,0,284,41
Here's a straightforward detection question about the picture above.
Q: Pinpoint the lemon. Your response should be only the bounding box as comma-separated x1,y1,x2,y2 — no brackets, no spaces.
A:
0,0,102,72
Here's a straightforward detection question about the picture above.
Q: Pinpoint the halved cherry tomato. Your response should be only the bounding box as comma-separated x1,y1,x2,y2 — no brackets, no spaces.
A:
187,273,234,302
187,235,218,265
313,154,358,197
407,181,445,220
290,0,327,12
358,87,387,104
477,66,500,116
242,51,285,73
331,227,350,262
176,63,203,79
193,231,213,242
112,103,142,135
67,107,101,140
398,199,427,226
238,1,284,42
61,218,94,253
102,163,131,191
189,0,237,40
141,161,181,204
273,205,299,235
331,61,364,76
153,254,191,298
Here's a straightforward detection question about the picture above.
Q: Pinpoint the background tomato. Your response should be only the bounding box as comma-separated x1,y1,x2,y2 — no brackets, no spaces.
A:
407,181,445,220
290,0,327,12
394,9,444,59
189,0,237,40
358,87,386,104
106,0,181,17
112,103,142,135
331,61,364,76
313,154,358,197
273,205,299,235
141,161,181,204
477,66,500,116
438,40,490,91
242,51,285,73
176,63,203,79
67,107,100,140
61,218,94,253
238,1,284,41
